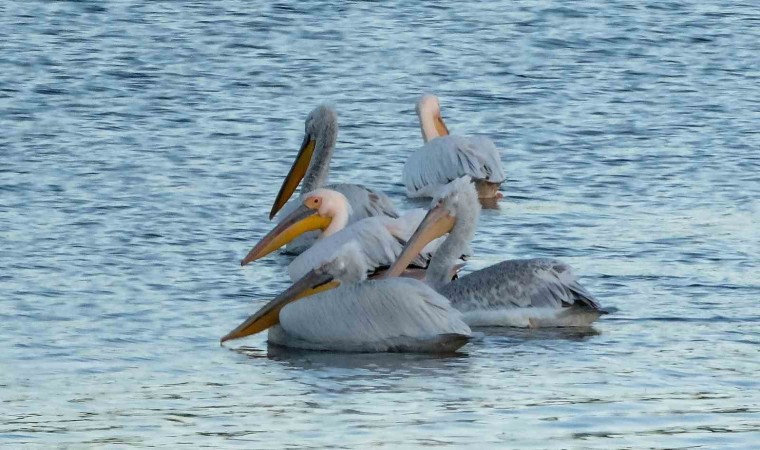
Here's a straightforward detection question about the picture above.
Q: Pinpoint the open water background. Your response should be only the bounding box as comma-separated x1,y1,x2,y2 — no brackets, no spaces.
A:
1,1,758,448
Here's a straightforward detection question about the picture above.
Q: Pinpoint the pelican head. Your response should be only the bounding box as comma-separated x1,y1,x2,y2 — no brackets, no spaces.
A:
416,94,450,143
222,241,366,342
270,104,338,219
386,177,479,279
241,189,351,266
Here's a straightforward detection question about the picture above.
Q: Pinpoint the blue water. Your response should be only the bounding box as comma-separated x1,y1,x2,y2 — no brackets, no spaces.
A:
2,1,758,448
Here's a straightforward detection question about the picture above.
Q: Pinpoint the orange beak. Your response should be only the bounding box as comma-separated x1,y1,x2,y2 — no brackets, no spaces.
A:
269,135,316,220
435,114,450,137
241,204,330,266
384,203,455,277
221,271,340,342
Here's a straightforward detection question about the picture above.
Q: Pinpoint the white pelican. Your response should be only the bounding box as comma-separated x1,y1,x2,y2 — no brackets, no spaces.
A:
403,94,506,199
223,242,471,353
241,188,459,280
387,177,605,328
269,104,398,254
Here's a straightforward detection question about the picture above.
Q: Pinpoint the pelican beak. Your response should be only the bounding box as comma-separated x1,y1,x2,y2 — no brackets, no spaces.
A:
221,270,339,342
241,204,330,266
435,114,450,137
385,203,455,277
270,134,316,220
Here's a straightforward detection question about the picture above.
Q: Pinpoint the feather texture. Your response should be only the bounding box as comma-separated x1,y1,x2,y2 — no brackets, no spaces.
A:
275,105,399,255
270,278,471,352
288,218,402,281
330,183,399,220
278,183,399,255
403,135,506,198
440,258,603,327
407,178,603,328
287,214,435,281
442,258,600,310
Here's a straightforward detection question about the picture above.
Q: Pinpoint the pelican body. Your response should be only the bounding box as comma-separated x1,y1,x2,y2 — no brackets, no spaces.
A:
241,188,454,280
403,95,506,199
387,177,605,328
224,242,471,353
271,105,398,254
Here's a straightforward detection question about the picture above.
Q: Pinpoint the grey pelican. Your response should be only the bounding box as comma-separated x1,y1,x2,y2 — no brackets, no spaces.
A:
387,177,605,327
403,94,506,199
223,241,471,353
269,104,398,254
241,188,457,280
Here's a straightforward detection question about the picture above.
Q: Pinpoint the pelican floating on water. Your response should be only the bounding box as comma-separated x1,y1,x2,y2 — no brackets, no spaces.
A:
387,177,605,328
270,105,398,254
403,95,506,199
241,188,456,280
224,242,471,353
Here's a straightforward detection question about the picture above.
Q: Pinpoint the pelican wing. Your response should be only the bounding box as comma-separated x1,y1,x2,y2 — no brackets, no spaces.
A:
273,278,471,352
403,135,506,197
441,258,601,311
328,183,399,220
287,217,428,281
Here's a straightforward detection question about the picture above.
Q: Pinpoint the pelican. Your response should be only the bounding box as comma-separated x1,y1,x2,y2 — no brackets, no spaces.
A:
403,94,506,199
241,188,460,281
270,104,398,254
387,177,605,328
223,242,471,353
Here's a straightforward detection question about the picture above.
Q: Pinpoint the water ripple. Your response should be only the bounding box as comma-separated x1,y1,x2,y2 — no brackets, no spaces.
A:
2,0,759,448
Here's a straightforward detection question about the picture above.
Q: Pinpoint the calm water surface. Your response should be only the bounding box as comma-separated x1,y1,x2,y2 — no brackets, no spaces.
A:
2,1,759,448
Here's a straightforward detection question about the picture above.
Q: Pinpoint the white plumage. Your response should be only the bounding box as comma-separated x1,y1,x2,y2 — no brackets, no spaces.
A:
242,186,451,278
271,278,471,352
389,177,605,328
288,217,403,281
287,207,440,281
382,208,454,258
403,95,506,198
403,135,506,198
269,241,471,353
271,105,398,255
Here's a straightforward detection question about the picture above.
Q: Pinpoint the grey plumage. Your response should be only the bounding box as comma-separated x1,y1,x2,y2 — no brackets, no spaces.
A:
288,215,428,281
300,107,397,219
403,135,506,198
271,278,471,353
327,183,399,220
279,105,398,254
404,95,506,198
414,177,604,327
441,258,601,311
424,177,482,290
269,242,471,353
301,105,338,192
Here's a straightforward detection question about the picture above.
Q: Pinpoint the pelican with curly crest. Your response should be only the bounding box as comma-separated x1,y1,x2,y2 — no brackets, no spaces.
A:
224,242,471,353
386,177,606,328
403,94,506,199
270,104,398,254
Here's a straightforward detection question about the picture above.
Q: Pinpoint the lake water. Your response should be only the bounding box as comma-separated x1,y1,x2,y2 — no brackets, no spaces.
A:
2,1,758,448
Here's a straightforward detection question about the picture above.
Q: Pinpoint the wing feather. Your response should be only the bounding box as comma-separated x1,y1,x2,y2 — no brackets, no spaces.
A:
441,258,601,311
403,135,506,197
287,218,401,281
277,278,471,351
329,183,399,219
276,183,399,255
